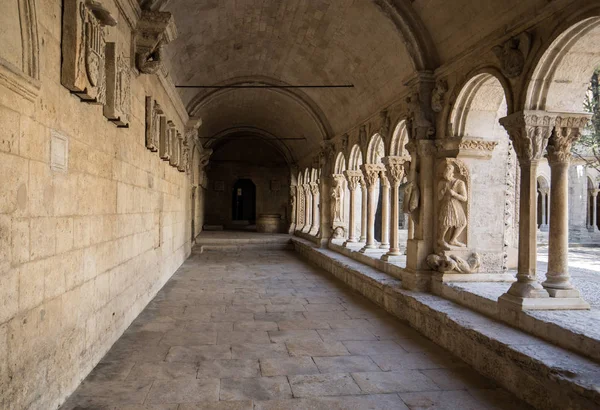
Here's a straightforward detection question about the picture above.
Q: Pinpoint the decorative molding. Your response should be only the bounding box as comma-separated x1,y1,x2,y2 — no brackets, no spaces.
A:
436,137,498,159
19,0,40,80
0,59,40,102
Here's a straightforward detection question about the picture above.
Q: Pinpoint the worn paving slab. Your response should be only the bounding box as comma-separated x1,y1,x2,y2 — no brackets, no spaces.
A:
60,247,531,409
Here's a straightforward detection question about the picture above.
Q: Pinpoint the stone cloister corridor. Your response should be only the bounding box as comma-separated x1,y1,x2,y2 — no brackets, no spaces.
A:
3,0,600,409
61,241,532,410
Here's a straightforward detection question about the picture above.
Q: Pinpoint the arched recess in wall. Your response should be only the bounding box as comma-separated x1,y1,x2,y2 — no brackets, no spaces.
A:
366,134,385,164
389,121,409,156
349,144,364,171
524,15,600,112
448,71,518,268
0,0,40,100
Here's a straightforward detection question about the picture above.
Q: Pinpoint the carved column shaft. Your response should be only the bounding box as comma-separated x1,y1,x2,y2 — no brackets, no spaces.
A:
543,115,590,297
499,111,554,300
382,157,409,260
592,190,599,231
302,184,312,233
344,171,361,243
310,182,320,235
360,179,368,242
379,174,390,249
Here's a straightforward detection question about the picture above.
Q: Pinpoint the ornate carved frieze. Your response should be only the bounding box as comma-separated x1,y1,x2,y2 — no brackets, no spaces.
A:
436,137,498,159
61,0,117,103
145,97,163,151
499,111,555,165
547,114,591,164
135,10,177,74
492,33,531,79
103,42,131,127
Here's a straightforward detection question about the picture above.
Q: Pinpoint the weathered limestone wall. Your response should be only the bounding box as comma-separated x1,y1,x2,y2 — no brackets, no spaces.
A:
0,1,192,409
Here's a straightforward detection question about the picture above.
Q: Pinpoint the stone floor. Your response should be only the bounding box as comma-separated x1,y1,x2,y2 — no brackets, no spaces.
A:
61,247,533,410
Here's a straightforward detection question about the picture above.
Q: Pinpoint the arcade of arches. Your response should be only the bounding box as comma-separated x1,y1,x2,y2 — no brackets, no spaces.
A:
2,0,600,409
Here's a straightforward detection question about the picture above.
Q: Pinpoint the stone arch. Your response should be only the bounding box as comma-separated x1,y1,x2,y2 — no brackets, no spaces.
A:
348,144,364,171
310,168,319,183
389,120,409,156
366,134,385,164
334,152,347,175
537,175,550,191
449,71,510,138
524,14,600,112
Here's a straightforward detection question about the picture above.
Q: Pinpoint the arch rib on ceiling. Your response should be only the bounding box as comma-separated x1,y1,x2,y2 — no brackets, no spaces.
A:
187,76,334,141
372,0,439,70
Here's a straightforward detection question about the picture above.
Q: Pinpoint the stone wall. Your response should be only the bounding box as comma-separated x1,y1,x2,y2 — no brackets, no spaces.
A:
0,1,193,408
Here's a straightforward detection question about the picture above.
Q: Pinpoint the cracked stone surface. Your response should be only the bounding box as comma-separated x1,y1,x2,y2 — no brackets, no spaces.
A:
60,247,531,409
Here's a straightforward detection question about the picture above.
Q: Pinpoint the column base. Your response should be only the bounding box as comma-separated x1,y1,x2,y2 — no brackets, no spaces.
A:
539,224,549,232
381,253,403,262
379,243,390,250
545,287,583,298
359,245,383,254
499,293,590,311
309,229,319,236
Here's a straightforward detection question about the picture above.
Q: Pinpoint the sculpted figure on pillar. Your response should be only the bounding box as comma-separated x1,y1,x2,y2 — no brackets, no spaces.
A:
437,160,469,249
330,176,344,223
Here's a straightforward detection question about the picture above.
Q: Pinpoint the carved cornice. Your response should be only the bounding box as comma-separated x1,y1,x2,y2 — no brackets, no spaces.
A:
499,111,555,165
547,114,591,165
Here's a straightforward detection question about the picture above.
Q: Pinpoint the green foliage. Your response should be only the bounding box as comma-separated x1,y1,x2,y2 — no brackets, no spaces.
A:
576,68,600,172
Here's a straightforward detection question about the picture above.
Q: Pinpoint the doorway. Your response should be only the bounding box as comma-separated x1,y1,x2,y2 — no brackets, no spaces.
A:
232,179,256,223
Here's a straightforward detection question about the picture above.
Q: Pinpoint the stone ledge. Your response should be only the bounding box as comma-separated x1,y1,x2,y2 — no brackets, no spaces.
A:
294,230,321,245
292,237,600,410
437,281,600,363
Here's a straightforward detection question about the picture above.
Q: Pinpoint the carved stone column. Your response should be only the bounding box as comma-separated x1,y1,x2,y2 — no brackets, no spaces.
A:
379,173,390,250
539,187,549,231
382,156,410,261
542,115,589,308
360,177,368,242
497,112,554,309
343,171,362,244
302,184,312,233
360,164,383,253
296,186,305,232
309,182,320,236
591,189,599,232
289,186,297,234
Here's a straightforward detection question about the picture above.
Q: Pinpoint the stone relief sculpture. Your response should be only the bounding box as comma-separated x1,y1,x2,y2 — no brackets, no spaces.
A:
61,0,117,103
330,181,344,223
492,33,531,79
332,226,346,240
431,79,448,113
135,10,177,74
437,160,468,249
104,42,131,127
427,252,481,274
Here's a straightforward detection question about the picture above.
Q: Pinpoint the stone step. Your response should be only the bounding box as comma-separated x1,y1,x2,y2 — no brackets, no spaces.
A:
292,237,600,410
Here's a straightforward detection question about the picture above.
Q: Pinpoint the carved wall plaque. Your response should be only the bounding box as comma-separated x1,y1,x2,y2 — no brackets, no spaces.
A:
103,42,131,127
145,97,163,151
177,132,185,172
170,131,179,167
61,0,116,103
160,120,174,160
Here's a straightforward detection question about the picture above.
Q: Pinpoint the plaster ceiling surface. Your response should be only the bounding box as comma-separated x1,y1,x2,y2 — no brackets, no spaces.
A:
161,0,416,162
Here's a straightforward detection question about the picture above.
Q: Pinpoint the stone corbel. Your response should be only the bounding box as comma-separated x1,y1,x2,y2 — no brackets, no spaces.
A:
135,10,177,74
436,137,498,160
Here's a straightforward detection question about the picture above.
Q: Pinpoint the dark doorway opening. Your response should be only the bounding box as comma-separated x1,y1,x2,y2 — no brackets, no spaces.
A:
232,179,256,223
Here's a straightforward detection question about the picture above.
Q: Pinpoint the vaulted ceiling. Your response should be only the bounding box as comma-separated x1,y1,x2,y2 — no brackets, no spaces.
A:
160,0,432,163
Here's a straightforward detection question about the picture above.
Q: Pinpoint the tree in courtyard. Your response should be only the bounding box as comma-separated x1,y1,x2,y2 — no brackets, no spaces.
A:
575,68,600,174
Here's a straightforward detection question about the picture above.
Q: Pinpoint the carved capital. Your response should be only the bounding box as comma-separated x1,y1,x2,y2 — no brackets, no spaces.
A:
383,156,410,185
135,10,177,74
360,164,383,188
344,170,362,191
590,189,600,198
310,182,320,196
499,111,555,165
547,114,591,164
332,174,346,188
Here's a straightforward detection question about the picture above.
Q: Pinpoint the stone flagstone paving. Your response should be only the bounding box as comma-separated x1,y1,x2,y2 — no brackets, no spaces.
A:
61,248,533,410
